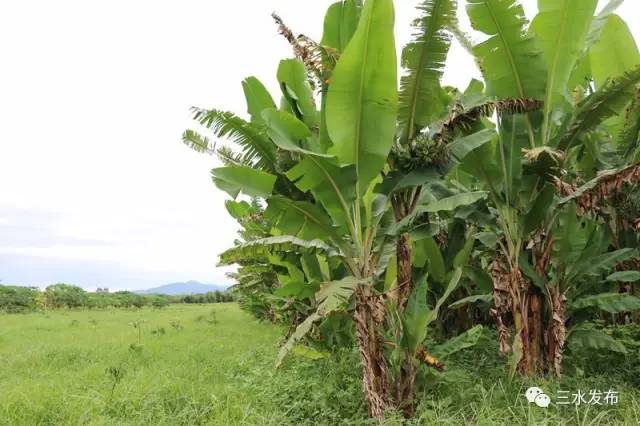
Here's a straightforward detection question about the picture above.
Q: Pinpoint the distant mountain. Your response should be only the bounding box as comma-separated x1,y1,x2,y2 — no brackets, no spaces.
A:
137,281,228,295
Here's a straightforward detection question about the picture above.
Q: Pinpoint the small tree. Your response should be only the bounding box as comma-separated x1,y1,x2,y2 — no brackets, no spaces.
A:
45,284,88,309
0,285,39,313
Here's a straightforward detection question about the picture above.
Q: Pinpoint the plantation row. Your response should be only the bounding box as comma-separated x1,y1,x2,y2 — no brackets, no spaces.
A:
0,283,234,313
183,0,640,420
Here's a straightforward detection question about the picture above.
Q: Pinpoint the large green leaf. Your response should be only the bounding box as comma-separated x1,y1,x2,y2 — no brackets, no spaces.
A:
427,267,463,324
181,129,213,154
265,196,338,242
556,66,640,151
275,312,321,368
397,268,461,356
242,77,277,125
277,59,319,129
321,0,362,53
402,275,431,354
413,236,446,282
465,265,493,293
398,0,455,142
466,0,547,100
274,280,318,299
261,109,324,156
584,0,623,50
571,293,640,314
276,277,359,367
219,236,338,265
211,166,276,199
607,271,640,283
316,276,359,314
453,226,476,269
269,256,306,284
299,254,328,284
519,256,546,291
551,204,596,280
390,192,488,235
379,168,441,195
529,0,597,143
291,345,329,361
286,157,357,231
523,183,556,234
422,191,488,213
568,327,627,353
189,108,278,172
224,200,253,220
449,129,497,163
570,248,637,283
326,0,398,191
566,0,624,92
590,15,640,88
432,325,484,359
384,254,397,291
320,1,362,151
474,231,498,248
459,137,503,193
448,294,493,310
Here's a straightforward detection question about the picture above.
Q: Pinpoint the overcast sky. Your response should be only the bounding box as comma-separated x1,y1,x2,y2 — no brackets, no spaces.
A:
1,1,638,290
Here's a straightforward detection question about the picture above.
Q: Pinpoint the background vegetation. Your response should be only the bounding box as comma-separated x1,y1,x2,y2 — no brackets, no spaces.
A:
0,284,233,313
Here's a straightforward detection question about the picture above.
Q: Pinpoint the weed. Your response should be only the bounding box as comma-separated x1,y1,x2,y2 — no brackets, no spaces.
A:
170,320,183,331
106,364,125,398
151,326,166,336
128,319,147,344
128,343,143,354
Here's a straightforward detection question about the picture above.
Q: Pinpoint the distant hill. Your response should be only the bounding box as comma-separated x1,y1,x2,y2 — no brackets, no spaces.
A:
137,281,228,295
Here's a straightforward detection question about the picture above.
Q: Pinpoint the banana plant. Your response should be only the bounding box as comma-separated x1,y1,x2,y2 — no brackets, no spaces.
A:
532,203,640,375
452,0,640,374
210,0,398,417
185,0,491,417
459,0,640,376
385,0,458,320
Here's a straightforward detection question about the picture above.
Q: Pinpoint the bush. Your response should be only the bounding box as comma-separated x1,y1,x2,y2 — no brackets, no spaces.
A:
151,296,171,309
180,291,233,304
45,284,88,309
0,285,39,313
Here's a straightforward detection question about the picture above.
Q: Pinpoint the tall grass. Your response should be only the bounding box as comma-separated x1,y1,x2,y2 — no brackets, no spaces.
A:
1,304,638,425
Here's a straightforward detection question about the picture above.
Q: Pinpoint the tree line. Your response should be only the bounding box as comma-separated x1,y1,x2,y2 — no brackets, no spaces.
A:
0,283,234,313
183,0,640,419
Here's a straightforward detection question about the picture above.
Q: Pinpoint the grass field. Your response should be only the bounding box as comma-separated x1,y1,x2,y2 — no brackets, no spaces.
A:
1,304,639,425
0,304,288,425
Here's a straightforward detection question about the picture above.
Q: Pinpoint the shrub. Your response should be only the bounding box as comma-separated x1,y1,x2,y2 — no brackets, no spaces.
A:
0,285,39,313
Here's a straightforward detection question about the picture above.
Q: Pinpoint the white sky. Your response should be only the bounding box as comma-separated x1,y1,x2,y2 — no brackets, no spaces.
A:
0,1,638,290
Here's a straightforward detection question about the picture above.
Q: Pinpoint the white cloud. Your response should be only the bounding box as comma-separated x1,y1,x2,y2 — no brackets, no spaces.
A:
0,0,637,288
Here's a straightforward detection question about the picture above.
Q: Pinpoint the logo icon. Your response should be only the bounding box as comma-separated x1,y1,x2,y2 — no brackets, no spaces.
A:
525,386,551,408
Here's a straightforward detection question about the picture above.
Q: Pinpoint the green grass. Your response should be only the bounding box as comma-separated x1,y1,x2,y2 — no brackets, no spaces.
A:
1,304,639,425
0,304,290,425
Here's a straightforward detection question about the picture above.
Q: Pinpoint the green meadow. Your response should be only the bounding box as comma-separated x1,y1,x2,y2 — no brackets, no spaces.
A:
0,304,285,425
1,304,639,425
